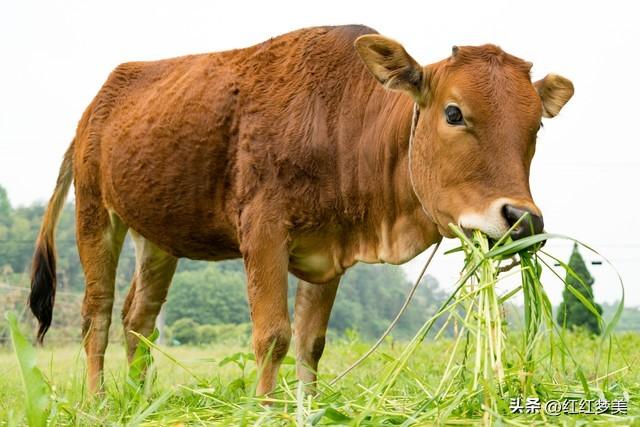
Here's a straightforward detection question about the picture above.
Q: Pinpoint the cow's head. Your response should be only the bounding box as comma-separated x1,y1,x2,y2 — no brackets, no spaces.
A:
355,35,574,240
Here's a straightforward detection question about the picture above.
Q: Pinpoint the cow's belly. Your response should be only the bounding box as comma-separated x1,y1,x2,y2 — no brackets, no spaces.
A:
103,141,240,260
107,198,240,261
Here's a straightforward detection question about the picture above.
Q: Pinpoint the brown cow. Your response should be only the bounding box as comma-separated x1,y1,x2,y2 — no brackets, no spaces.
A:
29,25,573,396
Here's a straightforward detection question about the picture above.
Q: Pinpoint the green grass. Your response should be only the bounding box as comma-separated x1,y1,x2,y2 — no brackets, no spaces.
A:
0,333,638,425
2,228,637,425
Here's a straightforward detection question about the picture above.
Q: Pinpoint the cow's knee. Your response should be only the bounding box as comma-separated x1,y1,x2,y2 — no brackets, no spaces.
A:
254,327,292,364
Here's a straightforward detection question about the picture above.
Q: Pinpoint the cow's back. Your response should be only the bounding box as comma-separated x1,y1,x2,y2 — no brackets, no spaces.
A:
74,25,381,260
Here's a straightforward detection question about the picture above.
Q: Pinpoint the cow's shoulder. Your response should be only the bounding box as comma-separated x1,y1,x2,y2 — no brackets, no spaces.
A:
323,24,379,41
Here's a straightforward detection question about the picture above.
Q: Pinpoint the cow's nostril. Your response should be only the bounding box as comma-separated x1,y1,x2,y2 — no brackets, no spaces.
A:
501,204,544,240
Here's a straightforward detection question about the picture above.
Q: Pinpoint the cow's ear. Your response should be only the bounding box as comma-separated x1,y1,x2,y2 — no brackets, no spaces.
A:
534,74,574,118
355,34,424,104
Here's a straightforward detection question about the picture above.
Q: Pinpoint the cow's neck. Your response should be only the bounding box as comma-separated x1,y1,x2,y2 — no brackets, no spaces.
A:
346,89,441,265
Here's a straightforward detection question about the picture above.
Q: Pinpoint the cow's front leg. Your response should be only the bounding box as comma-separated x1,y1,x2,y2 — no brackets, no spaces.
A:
240,216,291,396
294,277,340,393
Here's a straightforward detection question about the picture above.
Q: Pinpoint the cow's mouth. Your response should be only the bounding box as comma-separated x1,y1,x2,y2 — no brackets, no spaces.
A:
456,215,508,240
460,225,499,247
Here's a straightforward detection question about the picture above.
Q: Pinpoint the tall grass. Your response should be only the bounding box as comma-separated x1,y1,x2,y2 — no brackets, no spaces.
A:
6,312,50,427
4,225,633,425
352,224,628,424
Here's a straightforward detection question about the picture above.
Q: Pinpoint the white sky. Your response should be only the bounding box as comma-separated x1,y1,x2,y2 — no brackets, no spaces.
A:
1,0,638,306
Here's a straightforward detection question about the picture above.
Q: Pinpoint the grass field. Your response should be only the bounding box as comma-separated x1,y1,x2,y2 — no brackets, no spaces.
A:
2,231,635,425
1,330,639,426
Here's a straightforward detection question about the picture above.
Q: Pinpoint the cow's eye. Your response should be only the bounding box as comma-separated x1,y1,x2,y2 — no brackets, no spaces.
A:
445,105,464,125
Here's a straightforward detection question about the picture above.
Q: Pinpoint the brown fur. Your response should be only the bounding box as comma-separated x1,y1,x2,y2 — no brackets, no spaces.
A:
29,25,573,395
294,278,338,392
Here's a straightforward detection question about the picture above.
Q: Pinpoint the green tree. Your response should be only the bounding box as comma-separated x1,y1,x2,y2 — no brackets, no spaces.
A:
327,263,447,339
165,263,249,326
0,185,13,272
0,189,42,274
0,185,11,226
556,244,602,335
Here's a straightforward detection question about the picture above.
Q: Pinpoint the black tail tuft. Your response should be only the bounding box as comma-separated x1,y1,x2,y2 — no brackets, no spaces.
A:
29,239,56,343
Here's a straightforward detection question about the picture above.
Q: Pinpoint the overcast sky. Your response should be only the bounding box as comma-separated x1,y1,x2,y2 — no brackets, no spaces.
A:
1,0,638,307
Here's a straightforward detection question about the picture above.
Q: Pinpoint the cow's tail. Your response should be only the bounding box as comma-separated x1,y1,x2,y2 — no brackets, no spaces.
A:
29,139,75,343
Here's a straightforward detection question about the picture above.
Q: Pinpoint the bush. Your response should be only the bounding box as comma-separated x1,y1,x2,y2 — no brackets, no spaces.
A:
169,318,199,345
209,323,251,345
168,320,252,346
197,324,218,344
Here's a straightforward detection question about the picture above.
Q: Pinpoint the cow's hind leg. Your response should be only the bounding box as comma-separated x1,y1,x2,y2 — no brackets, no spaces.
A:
121,276,137,335
122,230,177,362
77,206,127,394
294,278,339,392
